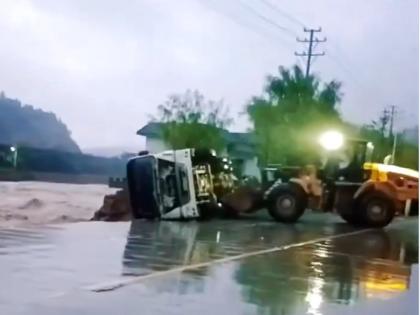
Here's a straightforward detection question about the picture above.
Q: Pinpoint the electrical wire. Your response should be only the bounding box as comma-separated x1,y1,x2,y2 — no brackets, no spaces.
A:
237,0,297,37
198,0,387,110
325,46,389,106
197,0,297,46
258,0,305,27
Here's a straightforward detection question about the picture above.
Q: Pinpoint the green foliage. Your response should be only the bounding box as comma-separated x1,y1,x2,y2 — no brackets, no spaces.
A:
396,142,418,170
247,65,343,165
153,90,231,152
360,125,418,170
359,125,391,162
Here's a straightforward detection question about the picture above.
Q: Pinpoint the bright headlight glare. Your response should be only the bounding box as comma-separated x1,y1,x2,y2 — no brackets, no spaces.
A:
319,130,344,151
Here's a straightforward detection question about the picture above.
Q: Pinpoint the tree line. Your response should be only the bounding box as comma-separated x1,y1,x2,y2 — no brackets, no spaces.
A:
0,144,126,176
153,64,418,170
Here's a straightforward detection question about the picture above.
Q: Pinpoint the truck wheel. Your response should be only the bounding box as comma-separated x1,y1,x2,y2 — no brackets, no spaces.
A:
359,191,396,228
267,184,307,223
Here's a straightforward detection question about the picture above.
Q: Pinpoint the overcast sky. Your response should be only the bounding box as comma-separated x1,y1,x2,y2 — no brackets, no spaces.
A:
0,0,418,151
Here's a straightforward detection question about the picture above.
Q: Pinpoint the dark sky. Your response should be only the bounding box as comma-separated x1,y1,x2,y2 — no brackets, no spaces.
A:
0,0,418,150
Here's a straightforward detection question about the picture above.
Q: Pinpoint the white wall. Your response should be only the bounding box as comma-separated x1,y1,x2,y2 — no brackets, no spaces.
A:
243,157,261,181
145,137,168,153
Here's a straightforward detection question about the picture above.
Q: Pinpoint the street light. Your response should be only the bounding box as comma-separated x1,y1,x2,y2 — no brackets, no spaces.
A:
10,146,17,168
319,130,344,151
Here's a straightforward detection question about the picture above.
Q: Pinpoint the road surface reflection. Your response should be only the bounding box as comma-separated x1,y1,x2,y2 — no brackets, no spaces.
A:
122,219,418,314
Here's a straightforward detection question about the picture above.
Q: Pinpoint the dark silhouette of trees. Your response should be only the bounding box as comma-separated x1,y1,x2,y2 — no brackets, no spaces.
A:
246,65,343,165
0,92,80,153
153,89,232,153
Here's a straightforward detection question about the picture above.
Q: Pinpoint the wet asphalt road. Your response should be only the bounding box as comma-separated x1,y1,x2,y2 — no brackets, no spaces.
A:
1,213,418,315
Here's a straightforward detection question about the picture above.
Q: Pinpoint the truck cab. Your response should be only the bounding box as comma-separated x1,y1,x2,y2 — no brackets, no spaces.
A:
127,149,203,220
127,148,233,220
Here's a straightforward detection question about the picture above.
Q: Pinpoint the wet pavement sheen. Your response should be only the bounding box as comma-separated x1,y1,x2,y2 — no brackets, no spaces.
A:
1,213,418,315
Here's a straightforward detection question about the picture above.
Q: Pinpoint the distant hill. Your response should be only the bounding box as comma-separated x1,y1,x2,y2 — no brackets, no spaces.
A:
0,93,80,153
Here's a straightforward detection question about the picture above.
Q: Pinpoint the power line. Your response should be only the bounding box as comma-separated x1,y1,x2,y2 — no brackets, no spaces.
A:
200,0,405,139
295,27,326,77
197,0,296,46
237,0,297,37
258,0,305,27
325,45,391,108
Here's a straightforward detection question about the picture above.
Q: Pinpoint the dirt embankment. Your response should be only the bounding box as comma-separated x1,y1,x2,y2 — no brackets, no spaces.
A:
91,189,131,221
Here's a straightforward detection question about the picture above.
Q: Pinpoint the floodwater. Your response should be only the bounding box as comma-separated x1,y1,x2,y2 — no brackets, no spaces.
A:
0,181,116,227
1,213,418,315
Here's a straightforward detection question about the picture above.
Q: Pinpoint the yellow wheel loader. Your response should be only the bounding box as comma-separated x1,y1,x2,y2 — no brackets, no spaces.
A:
264,131,418,228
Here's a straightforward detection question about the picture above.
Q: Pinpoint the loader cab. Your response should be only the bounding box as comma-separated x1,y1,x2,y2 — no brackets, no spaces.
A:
322,139,373,183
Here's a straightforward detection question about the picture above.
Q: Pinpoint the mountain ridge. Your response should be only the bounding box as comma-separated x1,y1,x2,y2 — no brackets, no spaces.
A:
0,92,80,153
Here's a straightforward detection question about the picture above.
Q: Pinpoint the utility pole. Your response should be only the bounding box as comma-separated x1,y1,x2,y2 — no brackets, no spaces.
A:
388,105,398,164
391,132,398,164
379,108,390,138
295,27,326,77
375,106,398,164
388,105,396,138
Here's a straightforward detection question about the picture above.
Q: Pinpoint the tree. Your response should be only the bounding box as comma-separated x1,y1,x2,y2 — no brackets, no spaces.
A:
153,90,232,152
361,108,393,160
247,65,343,166
360,111,418,170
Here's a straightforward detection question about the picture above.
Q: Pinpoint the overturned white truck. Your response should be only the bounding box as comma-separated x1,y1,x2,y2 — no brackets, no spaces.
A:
127,148,235,220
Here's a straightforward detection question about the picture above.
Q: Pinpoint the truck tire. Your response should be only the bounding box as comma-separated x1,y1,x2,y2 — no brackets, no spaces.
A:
358,191,396,228
267,184,308,223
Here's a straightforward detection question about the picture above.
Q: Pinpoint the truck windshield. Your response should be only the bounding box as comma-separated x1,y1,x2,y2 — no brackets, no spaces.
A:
157,159,190,214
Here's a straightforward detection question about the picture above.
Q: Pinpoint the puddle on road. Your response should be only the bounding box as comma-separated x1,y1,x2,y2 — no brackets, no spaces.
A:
1,216,418,314
113,220,418,315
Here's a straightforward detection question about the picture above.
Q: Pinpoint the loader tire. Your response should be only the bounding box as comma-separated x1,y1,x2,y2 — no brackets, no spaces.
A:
267,184,308,223
358,191,396,228
339,211,362,226
338,198,362,226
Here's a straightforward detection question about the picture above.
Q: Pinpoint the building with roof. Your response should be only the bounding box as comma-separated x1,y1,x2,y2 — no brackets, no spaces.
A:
137,122,260,180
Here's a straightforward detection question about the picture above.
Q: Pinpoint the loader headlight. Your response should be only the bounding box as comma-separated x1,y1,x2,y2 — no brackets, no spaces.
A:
319,130,344,151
